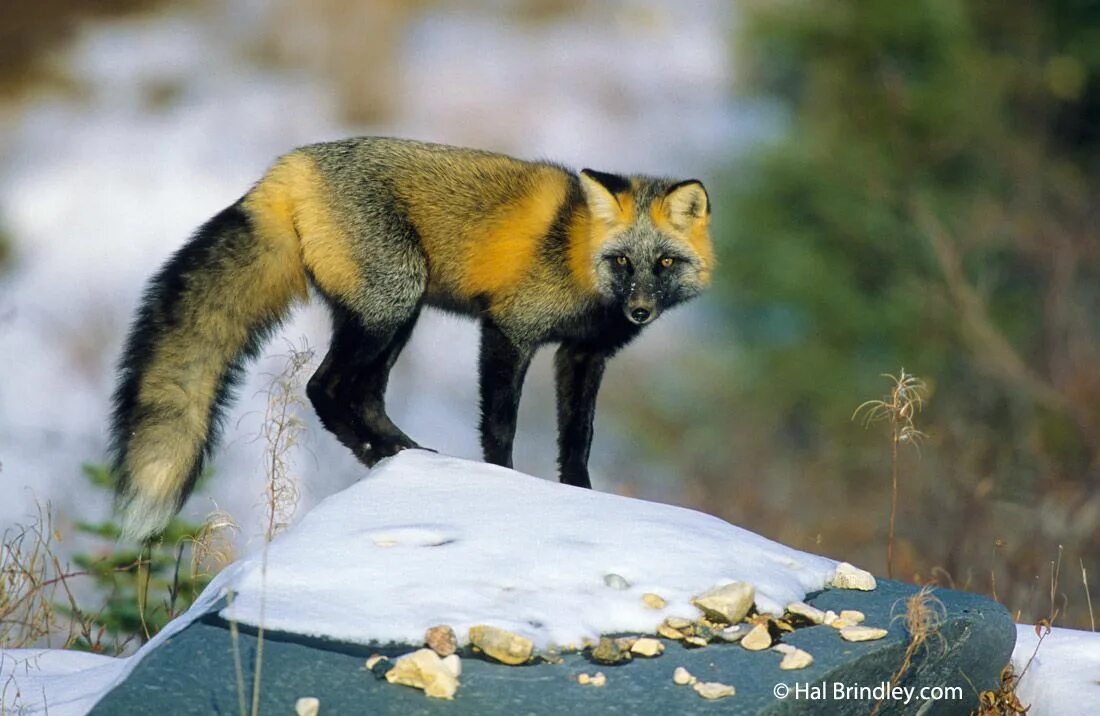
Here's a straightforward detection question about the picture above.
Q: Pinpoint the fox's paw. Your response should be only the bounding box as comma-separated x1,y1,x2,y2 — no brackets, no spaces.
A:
358,435,427,467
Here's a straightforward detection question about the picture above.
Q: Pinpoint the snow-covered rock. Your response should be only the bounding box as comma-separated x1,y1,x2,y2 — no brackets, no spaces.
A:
219,450,837,647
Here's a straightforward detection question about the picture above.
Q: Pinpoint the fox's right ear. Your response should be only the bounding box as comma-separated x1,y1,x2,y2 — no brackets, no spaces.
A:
580,169,632,225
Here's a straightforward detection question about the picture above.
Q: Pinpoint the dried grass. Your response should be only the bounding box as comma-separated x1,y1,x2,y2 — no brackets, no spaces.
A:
853,369,928,579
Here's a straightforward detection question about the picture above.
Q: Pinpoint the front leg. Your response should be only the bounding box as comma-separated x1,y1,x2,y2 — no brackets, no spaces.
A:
478,320,533,468
554,342,609,488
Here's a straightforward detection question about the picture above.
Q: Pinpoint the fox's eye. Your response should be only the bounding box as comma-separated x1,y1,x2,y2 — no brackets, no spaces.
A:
659,257,675,269
615,255,628,267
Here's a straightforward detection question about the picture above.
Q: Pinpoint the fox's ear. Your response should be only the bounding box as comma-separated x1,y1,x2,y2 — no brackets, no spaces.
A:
663,180,709,231
580,169,632,225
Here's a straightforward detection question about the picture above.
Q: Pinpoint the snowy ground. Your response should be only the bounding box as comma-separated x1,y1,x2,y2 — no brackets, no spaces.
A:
2,451,835,714
4,452,1099,715
1011,624,1100,715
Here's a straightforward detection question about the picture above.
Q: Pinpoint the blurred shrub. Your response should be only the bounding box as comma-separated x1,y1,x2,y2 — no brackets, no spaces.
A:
680,0,1099,622
725,0,1099,459
62,464,223,653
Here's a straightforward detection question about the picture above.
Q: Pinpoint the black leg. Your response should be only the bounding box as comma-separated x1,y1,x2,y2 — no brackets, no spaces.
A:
554,342,608,488
478,320,532,468
307,306,421,467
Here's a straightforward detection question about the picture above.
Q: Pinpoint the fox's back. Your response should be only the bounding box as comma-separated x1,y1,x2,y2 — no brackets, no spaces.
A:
299,138,582,306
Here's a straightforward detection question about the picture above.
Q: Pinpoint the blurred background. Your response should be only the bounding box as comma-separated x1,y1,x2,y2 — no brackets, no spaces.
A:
0,0,1097,632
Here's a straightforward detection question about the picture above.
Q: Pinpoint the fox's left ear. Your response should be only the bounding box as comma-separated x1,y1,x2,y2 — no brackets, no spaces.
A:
662,180,710,231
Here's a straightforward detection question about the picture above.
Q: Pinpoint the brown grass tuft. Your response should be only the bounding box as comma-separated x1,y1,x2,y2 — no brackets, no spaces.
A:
870,584,946,716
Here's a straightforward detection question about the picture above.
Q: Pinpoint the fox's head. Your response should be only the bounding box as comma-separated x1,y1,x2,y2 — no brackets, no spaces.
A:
579,169,713,326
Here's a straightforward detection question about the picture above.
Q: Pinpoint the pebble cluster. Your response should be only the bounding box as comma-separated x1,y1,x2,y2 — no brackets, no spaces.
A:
366,562,886,702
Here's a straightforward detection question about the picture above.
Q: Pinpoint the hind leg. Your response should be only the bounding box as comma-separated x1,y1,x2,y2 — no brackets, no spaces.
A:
308,304,423,467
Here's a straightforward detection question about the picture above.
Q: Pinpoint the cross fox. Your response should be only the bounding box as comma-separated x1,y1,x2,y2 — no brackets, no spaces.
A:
110,137,714,541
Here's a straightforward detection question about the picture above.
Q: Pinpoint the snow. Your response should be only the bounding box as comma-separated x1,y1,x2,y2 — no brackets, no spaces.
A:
3,450,837,712
219,450,836,647
9,452,1100,715
1012,624,1100,715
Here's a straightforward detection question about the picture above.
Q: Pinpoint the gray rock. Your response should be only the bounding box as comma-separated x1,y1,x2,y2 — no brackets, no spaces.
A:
91,579,1014,715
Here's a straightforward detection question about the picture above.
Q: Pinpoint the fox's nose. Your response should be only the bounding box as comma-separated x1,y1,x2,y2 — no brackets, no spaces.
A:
631,307,651,324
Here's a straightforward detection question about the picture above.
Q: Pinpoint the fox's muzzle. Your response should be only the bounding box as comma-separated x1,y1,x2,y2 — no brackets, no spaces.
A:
626,291,659,325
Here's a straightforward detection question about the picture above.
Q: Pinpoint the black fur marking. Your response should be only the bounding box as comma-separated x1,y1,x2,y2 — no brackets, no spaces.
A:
580,168,632,197
539,175,585,268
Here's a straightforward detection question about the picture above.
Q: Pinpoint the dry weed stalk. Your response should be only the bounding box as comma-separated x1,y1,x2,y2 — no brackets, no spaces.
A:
975,619,1052,715
188,507,239,581
1081,558,1095,632
250,340,315,716
0,504,63,649
871,585,946,716
974,661,1031,716
977,547,1071,714
258,342,313,541
853,369,928,578
0,503,140,653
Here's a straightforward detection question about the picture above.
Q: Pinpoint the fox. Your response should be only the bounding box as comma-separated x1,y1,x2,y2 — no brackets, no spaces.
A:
109,137,714,541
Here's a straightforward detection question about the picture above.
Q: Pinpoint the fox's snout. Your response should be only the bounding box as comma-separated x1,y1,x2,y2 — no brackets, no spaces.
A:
626,287,659,325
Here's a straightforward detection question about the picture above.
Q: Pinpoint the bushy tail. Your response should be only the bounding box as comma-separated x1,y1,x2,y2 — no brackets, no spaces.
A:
110,194,307,542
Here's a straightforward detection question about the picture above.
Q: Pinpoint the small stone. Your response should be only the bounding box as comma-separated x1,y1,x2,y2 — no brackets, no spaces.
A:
830,562,877,591
740,623,773,651
665,616,693,631
780,648,814,670
839,625,889,642
657,623,684,640
642,592,667,609
385,649,459,700
441,654,461,678
365,654,392,679
295,697,319,716
772,643,796,655
604,573,631,590
630,637,665,657
840,610,865,624
615,637,637,652
540,644,564,665
829,618,854,629
425,625,458,657
694,623,715,641
673,666,696,685
468,625,534,665
683,635,708,648
786,601,826,625
577,671,607,687
591,636,631,664
691,582,756,625
713,625,746,643
693,681,736,700
823,610,839,626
